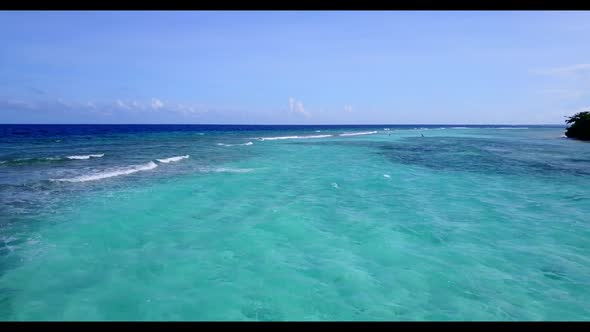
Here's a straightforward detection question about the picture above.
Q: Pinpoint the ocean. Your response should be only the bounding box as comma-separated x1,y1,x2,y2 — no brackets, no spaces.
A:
0,124,589,320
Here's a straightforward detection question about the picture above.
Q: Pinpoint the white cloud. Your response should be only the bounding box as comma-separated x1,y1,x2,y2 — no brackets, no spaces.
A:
116,99,131,110
344,105,353,113
534,64,590,77
0,97,214,121
176,103,201,114
539,89,587,100
151,98,164,110
0,99,36,110
288,97,311,117
297,101,310,117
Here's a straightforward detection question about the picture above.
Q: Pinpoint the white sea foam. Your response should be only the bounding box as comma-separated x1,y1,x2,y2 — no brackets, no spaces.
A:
561,134,568,138
384,128,391,131
331,182,339,188
216,142,254,146
450,127,469,129
4,155,101,164
52,161,158,183
199,167,254,173
339,131,378,137
14,156,61,162
67,154,104,160
315,130,322,132
496,127,529,129
258,136,298,140
258,134,333,141
156,155,190,163
383,174,391,178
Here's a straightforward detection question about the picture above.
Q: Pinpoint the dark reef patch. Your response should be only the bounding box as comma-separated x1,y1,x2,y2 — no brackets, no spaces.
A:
376,137,590,177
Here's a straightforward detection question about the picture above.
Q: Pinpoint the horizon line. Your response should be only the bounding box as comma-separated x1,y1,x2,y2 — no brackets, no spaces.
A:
0,123,566,126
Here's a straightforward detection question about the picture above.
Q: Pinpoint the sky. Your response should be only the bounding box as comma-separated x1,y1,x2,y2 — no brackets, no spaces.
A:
1,11,590,125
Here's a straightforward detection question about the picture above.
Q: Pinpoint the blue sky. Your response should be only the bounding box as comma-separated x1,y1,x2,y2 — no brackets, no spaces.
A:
1,11,589,124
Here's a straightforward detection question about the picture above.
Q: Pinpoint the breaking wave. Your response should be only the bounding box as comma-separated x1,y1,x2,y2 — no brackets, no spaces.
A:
339,131,378,137
216,142,254,147
257,135,333,141
51,161,158,183
156,155,190,163
66,154,104,160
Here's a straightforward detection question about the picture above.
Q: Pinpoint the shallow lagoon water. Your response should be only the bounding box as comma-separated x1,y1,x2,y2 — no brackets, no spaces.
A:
1,124,589,320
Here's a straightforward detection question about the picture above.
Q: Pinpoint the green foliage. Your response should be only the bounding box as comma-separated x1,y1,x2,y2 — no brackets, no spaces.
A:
565,111,590,140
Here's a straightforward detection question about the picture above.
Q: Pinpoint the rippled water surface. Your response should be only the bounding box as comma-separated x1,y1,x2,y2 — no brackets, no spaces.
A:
1,124,589,320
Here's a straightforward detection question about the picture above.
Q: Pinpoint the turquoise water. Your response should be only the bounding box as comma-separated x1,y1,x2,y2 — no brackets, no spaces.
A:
1,125,589,321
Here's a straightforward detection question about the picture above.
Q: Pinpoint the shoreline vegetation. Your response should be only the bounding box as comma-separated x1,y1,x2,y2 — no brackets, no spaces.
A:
565,111,590,141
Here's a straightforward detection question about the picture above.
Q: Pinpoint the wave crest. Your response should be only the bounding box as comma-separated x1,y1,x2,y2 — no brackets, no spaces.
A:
339,131,377,137
156,155,190,163
216,142,254,147
52,161,158,183
67,154,104,160
258,134,333,141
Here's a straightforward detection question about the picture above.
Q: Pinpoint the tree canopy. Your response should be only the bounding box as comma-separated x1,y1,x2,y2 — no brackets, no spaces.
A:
565,111,590,141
